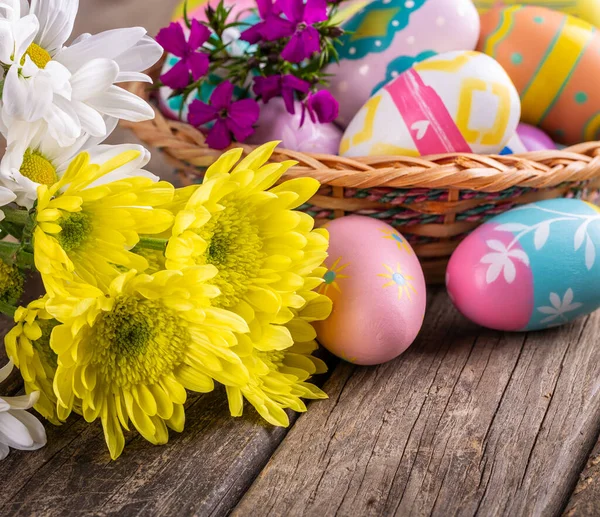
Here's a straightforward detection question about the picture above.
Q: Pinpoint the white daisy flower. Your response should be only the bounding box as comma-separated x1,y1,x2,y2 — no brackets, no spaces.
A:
0,0,162,146
0,120,158,207
0,360,47,459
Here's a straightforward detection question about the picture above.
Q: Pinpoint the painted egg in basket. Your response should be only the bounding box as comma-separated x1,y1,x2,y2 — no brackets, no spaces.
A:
472,0,600,28
327,0,480,127
446,198,600,331
314,216,426,366
477,6,600,145
339,50,521,157
517,123,556,151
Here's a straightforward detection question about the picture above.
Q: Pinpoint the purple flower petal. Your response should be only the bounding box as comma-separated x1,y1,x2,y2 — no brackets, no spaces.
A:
282,74,310,94
240,24,262,44
306,90,339,123
256,0,280,19
226,118,255,142
299,25,321,56
253,75,282,103
258,16,295,41
210,80,234,110
188,19,211,49
229,99,260,128
189,100,218,127
304,0,328,24
281,88,296,114
281,32,308,63
160,59,191,89
156,22,188,57
278,0,304,23
206,119,232,149
188,51,209,81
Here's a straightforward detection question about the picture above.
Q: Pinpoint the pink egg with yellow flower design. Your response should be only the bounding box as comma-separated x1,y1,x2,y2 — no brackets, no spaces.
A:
314,216,426,365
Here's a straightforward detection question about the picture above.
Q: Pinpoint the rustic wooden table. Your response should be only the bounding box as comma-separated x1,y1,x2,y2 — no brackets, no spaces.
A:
2,1,600,516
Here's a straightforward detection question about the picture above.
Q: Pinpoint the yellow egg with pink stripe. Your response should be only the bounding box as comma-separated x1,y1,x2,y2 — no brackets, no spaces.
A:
478,5,600,145
474,0,600,28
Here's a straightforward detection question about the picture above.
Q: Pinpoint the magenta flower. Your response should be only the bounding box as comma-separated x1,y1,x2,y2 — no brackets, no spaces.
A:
242,0,328,63
189,81,260,150
253,74,310,114
302,90,339,125
156,20,211,89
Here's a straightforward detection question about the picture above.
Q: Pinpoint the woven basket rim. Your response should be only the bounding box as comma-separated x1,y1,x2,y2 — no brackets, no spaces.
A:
121,60,600,193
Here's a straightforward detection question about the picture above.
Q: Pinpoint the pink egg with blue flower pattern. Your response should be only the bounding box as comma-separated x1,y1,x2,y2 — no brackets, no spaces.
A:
314,216,426,365
447,198,600,331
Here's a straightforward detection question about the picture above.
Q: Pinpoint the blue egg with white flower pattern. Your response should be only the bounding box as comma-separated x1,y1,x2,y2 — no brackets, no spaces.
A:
447,198,600,331
326,0,480,126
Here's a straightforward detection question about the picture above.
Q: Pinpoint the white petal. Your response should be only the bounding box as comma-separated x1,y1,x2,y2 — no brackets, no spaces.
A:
4,392,38,411
30,0,78,54
71,99,106,136
113,34,162,73
486,239,507,252
12,14,38,61
0,186,17,206
0,360,13,383
10,409,46,449
44,60,72,95
503,259,516,283
550,292,561,309
0,441,9,460
55,26,146,72
0,19,15,63
115,71,152,84
0,0,22,20
486,262,503,284
86,144,156,185
70,57,118,100
563,288,574,306
86,85,154,122
43,94,81,145
0,411,34,448
3,65,52,121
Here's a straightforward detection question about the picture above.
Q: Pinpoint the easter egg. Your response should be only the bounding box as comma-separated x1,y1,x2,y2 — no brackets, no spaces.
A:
327,0,481,126
314,216,426,365
501,133,527,154
473,0,600,28
517,123,557,151
171,0,257,26
477,6,600,145
246,98,343,154
339,51,521,157
446,198,600,331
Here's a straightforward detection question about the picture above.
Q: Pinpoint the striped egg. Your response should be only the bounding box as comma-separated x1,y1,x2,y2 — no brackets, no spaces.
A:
473,0,600,28
447,198,600,331
477,6,600,145
339,50,521,157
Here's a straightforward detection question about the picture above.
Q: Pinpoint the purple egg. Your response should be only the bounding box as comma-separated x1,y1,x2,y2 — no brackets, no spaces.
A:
246,98,342,155
516,123,557,151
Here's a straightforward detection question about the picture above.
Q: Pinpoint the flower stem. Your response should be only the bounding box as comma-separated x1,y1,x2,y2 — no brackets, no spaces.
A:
2,207,30,227
136,237,168,251
0,241,35,269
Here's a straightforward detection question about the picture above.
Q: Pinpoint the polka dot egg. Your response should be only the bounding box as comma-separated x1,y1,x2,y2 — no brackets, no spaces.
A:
477,5,600,144
326,0,480,127
314,216,426,366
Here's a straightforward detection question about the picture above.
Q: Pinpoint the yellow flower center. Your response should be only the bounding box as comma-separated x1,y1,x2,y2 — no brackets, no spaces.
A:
23,43,51,69
0,260,23,305
90,296,190,389
257,350,285,370
20,150,58,186
57,213,92,252
197,197,264,309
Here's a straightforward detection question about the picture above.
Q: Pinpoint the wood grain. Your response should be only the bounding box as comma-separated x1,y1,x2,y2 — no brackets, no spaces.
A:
564,438,600,516
234,290,600,517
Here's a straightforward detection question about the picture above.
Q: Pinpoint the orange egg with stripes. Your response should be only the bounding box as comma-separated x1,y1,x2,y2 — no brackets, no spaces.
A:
477,5,600,145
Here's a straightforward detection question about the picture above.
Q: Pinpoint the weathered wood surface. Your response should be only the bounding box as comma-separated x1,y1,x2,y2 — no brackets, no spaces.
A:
2,1,600,516
564,438,600,516
235,290,600,517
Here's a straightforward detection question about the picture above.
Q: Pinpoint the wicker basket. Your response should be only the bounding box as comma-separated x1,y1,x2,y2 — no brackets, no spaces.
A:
122,63,600,284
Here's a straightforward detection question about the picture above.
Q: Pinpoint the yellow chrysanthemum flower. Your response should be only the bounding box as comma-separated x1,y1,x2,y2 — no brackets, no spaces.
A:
33,150,175,295
45,268,250,460
227,290,333,426
165,142,329,349
0,260,24,306
5,298,60,424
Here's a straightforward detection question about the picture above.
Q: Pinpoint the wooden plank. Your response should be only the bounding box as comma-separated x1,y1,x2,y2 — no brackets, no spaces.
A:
0,387,300,516
234,290,600,517
563,438,600,516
